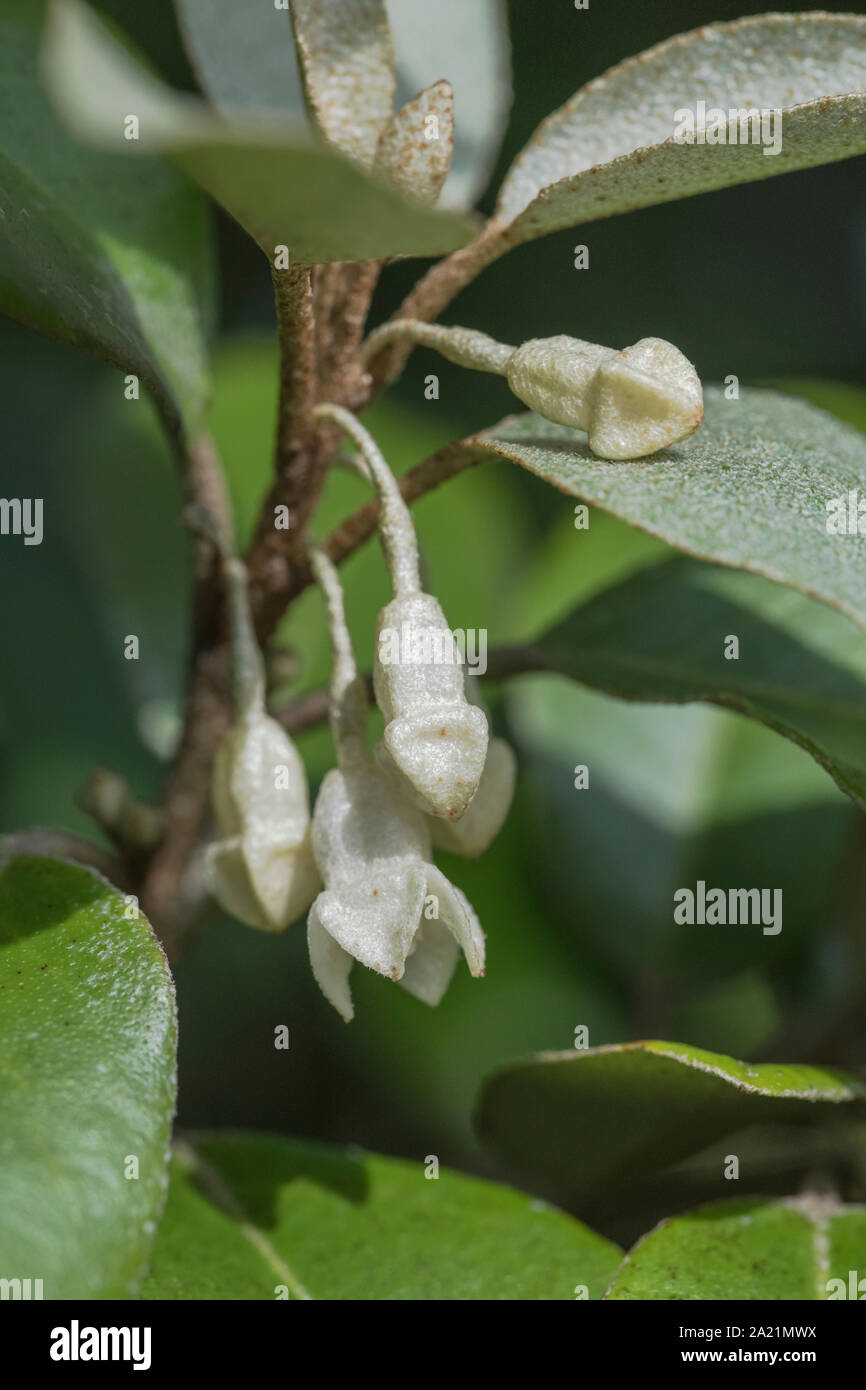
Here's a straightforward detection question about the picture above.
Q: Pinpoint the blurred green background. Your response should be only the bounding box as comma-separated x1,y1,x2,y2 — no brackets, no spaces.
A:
1,0,865,1213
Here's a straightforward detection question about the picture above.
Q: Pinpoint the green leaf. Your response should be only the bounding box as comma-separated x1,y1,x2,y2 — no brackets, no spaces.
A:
476,1041,866,1210
606,1195,866,1300
0,853,176,1298
528,556,866,812
45,0,475,262
175,0,511,210
0,0,213,437
495,13,866,244
510,676,852,989
141,1133,620,1299
763,378,866,436
470,388,866,630
290,1,394,166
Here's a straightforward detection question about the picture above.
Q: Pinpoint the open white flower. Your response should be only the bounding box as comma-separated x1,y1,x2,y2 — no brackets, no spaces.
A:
306,542,485,1021
205,558,320,932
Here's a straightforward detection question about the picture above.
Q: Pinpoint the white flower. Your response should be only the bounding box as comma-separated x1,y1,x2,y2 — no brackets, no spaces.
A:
206,708,320,932
306,540,485,1021
308,762,484,1021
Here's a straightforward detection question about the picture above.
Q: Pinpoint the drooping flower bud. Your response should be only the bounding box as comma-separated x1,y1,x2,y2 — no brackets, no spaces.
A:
373,591,488,820
361,321,703,460
205,558,320,932
306,543,485,1021
313,403,488,820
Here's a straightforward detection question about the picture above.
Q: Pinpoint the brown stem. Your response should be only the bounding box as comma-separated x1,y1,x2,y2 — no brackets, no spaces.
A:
246,260,320,635
363,220,511,394
137,429,235,955
317,260,382,407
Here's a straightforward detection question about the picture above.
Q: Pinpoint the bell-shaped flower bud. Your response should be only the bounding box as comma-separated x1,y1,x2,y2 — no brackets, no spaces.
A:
373,591,488,820
362,321,703,461
306,543,485,1021
205,558,320,932
505,335,703,461
314,403,488,819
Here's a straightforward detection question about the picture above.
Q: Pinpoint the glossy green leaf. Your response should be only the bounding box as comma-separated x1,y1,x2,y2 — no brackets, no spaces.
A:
476,1041,866,1210
495,13,866,244
0,0,213,437
45,0,474,262
528,556,866,811
0,853,176,1298
606,1195,866,1300
141,1133,620,1299
470,388,866,630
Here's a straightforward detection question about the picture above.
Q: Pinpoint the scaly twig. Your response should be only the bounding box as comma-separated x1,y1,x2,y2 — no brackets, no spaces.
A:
246,260,321,638
138,429,235,952
363,221,510,394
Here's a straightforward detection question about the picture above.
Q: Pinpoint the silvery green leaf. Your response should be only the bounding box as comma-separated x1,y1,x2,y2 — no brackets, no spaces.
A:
44,0,474,262
175,0,305,116
388,0,511,208
290,1,395,166
495,13,866,243
469,388,866,631
375,79,455,206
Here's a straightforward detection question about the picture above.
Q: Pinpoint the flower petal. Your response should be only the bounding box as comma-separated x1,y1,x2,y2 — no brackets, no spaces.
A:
425,865,486,976
309,863,428,979
398,916,460,1006
205,837,272,932
308,901,355,1021
430,735,517,857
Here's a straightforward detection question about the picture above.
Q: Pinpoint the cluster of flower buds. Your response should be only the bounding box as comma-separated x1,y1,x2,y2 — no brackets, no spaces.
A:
305,541,487,1021
303,404,515,1018
205,556,321,932
362,321,703,461
205,407,516,1019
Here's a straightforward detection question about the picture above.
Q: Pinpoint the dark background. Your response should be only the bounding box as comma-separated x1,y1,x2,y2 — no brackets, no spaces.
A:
2,1,865,1230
